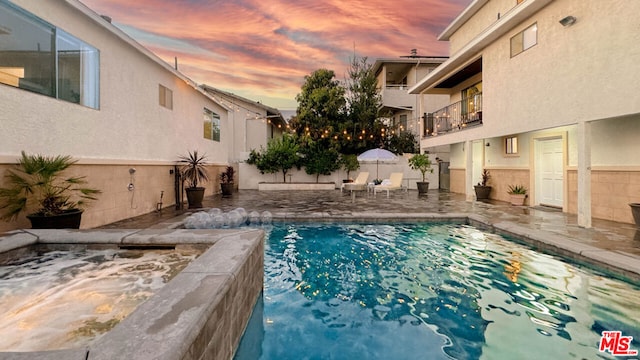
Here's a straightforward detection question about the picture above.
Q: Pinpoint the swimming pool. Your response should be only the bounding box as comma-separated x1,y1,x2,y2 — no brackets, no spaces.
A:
235,222,640,359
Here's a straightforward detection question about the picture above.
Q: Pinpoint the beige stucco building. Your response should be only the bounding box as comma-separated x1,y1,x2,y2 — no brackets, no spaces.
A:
373,53,449,139
410,0,640,226
0,0,264,231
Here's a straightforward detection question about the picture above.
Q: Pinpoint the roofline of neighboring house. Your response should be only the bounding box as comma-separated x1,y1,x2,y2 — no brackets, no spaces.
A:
200,85,286,125
438,0,490,41
372,56,448,77
409,0,553,94
62,0,228,111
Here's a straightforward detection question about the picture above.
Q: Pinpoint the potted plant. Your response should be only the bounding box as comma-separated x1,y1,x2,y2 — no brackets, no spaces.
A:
0,151,101,229
507,184,528,206
178,150,209,208
340,154,360,183
408,153,433,195
220,166,235,197
630,203,640,228
474,169,491,200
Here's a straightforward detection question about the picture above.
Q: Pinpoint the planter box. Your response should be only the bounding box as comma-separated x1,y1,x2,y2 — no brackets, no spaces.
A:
509,194,527,206
258,182,336,191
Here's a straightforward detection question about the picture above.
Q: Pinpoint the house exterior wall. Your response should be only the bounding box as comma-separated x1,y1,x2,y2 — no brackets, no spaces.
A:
417,0,640,224
0,0,231,232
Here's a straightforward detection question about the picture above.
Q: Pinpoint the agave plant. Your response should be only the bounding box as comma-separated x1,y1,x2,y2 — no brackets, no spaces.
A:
508,184,528,195
0,151,101,219
178,150,209,188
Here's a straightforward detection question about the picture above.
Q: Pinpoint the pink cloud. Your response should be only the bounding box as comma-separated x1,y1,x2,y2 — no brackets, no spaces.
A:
81,0,469,109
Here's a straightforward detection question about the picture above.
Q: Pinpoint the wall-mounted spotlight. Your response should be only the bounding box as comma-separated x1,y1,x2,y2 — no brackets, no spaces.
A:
559,15,577,27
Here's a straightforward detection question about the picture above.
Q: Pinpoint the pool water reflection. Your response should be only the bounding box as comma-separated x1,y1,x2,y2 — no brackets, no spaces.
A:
235,223,640,359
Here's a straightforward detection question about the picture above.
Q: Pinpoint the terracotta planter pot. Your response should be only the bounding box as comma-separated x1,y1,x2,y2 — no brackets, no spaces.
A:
509,194,526,206
186,187,205,208
416,181,430,195
27,209,83,229
474,186,491,200
630,203,640,227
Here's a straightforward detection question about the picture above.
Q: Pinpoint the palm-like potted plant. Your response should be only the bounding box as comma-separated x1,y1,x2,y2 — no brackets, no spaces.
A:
0,151,101,228
474,169,491,200
507,184,527,206
408,153,433,195
178,150,209,208
220,166,235,197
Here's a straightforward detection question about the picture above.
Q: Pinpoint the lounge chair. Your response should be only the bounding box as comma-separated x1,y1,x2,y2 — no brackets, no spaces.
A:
341,172,369,192
374,172,404,197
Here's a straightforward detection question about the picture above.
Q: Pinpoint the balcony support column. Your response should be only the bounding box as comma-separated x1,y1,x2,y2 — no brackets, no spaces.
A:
577,121,592,228
465,140,475,202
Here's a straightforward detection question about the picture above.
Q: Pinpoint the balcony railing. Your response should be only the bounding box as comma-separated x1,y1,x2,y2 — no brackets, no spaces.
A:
423,93,483,137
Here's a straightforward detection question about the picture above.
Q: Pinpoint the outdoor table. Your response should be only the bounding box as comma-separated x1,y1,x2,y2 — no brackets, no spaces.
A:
343,183,367,203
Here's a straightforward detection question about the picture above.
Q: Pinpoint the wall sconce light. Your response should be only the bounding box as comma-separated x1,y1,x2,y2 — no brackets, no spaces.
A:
559,15,577,27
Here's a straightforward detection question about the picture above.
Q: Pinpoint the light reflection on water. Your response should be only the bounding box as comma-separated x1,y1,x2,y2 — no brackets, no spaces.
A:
0,248,199,351
235,223,640,360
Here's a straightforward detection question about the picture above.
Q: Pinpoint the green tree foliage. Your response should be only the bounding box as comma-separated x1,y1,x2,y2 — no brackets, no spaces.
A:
385,131,419,155
293,69,345,140
339,154,360,179
247,134,301,182
300,139,341,182
342,56,386,154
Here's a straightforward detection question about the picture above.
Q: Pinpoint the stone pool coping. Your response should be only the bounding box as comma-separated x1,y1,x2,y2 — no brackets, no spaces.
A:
0,227,264,360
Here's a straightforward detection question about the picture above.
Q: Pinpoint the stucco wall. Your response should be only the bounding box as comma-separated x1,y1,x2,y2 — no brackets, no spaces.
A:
482,0,640,136
238,156,440,191
0,1,234,231
2,1,230,163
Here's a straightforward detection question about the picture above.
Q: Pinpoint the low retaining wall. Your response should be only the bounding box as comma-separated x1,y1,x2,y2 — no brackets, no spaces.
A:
258,182,336,191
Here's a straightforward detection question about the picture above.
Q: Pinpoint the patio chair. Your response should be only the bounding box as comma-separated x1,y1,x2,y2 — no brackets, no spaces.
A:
374,172,404,197
341,172,369,192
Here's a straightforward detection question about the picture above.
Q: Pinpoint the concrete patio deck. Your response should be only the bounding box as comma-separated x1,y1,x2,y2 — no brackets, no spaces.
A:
99,189,640,282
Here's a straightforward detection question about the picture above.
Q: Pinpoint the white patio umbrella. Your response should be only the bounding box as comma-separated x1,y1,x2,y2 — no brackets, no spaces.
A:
357,148,398,179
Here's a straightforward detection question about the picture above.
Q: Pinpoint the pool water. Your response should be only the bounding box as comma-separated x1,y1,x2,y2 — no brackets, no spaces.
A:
0,248,200,351
235,223,640,360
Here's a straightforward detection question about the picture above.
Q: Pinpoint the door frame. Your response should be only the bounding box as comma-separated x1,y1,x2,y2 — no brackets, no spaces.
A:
531,132,568,211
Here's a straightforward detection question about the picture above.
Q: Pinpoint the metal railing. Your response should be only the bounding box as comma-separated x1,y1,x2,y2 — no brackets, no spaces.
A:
423,93,483,137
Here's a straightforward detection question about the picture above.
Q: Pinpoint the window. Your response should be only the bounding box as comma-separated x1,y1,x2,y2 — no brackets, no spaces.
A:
159,84,173,109
505,136,518,154
203,108,220,141
510,23,537,57
0,1,100,108
399,114,407,132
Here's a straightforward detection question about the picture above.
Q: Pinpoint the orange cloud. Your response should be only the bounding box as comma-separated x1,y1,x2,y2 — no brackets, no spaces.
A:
81,0,469,109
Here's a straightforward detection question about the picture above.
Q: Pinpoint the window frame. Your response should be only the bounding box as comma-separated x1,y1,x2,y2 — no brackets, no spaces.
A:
203,107,220,142
0,1,100,108
504,136,519,155
510,23,537,57
159,84,173,110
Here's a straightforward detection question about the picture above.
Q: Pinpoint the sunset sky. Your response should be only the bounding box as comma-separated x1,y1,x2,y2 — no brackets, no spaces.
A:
82,0,470,110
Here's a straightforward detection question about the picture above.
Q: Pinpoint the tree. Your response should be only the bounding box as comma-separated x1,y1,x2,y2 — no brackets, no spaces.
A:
300,139,341,182
247,134,301,182
293,69,346,141
385,131,419,155
339,154,360,180
343,56,386,154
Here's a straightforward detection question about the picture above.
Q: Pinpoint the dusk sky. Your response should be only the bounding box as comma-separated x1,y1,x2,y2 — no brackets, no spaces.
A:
82,0,471,110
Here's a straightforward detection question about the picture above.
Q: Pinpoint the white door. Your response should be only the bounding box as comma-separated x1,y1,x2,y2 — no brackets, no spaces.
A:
537,138,564,207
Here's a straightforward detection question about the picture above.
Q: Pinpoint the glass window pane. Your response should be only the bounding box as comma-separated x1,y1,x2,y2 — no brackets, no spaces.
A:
57,29,99,108
523,24,537,50
510,34,523,57
0,1,55,97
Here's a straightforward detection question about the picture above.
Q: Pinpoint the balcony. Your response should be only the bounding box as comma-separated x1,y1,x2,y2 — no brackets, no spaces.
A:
423,93,482,137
